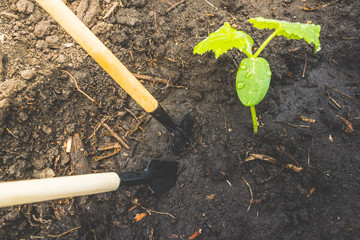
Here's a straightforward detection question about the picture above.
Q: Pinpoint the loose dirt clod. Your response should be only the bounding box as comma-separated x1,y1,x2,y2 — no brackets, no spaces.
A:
16,0,34,14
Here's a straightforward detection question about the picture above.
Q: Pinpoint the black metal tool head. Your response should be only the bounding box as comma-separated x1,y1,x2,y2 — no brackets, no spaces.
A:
150,106,194,155
169,111,194,155
119,160,178,194
145,160,178,194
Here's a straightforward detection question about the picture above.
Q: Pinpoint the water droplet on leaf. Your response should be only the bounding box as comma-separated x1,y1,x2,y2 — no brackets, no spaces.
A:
266,71,272,76
240,65,246,70
236,82,245,89
246,71,253,78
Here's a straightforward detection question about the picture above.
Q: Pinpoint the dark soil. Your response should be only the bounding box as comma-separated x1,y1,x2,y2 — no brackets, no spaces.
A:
1,0,360,239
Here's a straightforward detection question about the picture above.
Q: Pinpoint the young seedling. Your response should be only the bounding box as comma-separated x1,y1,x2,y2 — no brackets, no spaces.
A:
193,17,321,133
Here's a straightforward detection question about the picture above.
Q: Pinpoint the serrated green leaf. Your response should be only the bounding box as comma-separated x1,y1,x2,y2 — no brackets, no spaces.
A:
236,58,271,106
249,17,321,52
193,22,254,58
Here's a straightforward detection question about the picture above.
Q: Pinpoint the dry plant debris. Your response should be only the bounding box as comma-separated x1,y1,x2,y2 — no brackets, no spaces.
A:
245,154,303,172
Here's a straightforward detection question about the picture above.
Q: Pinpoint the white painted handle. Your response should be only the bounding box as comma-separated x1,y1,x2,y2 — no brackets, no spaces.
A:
34,0,158,113
0,173,120,208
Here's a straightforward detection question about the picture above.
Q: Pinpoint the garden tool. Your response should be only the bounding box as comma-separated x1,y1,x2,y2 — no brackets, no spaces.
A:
0,160,178,208
33,0,193,155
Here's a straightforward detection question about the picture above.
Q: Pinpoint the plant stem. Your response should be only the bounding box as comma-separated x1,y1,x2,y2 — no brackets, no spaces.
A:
250,106,258,134
253,29,280,58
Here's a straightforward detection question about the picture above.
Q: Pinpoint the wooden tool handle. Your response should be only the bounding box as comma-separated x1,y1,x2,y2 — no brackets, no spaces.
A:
34,0,158,113
0,173,120,208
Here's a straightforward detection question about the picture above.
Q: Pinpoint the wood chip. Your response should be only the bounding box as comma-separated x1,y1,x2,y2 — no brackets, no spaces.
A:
285,164,303,172
336,115,354,134
300,116,316,123
97,142,122,151
66,136,72,153
307,187,316,197
206,194,215,200
188,229,202,240
134,213,147,221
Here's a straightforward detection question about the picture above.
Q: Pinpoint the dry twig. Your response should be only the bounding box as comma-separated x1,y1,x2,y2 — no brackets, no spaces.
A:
273,121,310,128
245,154,277,165
166,0,185,13
329,87,359,106
126,118,145,137
94,149,120,162
300,0,339,11
302,53,307,78
103,2,118,19
329,96,342,109
97,142,122,151
125,108,139,122
102,123,130,149
133,73,169,85
204,0,215,8
245,154,303,172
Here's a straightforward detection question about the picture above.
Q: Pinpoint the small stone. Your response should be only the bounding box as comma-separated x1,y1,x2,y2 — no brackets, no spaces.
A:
20,69,36,80
31,157,45,170
62,88,71,99
56,54,67,63
34,20,52,38
18,111,28,122
61,154,70,166
0,98,10,125
134,36,147,47
191,90,203,101
8,160,26,177
16,0,34,14
35,40,48,49
45,35,59,45
33,167,55,179
42,124,52,135
65,123,76,134
123,0,147,7
154,45,166,58
4,209,20,221
64,43,73,48
0,51,6,82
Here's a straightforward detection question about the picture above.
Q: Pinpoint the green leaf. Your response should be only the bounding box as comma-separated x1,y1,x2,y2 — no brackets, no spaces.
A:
249,17,321,52
236,57,271,106
193,22,254,58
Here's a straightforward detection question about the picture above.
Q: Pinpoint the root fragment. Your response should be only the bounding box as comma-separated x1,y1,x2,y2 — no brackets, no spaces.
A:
242,177,253,212
61,70,99,106
47,226,81,238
